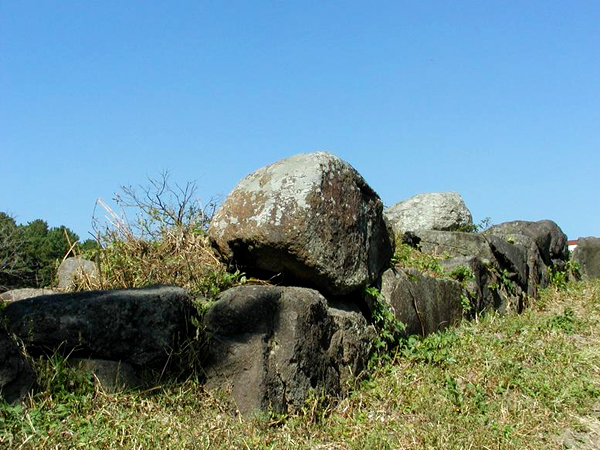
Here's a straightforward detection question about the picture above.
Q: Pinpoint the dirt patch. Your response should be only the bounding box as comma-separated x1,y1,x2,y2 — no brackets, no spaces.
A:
557,401,600,449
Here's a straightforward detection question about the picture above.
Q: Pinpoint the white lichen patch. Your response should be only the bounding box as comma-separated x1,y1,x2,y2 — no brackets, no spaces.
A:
217,152,345,229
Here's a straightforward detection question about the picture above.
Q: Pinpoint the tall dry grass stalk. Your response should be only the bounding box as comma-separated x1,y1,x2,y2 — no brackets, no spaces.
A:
69,175,240,297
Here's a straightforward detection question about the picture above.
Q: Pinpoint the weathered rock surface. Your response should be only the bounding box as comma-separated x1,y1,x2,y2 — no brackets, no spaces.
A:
410,230,540,312
489,233,549,290
438,256,501,313
0,328,36,403
412,230,496,263
69,359,140,393
0,288,57,303
380,268,467,337
3,285,194,368
385,192,473,235
572,237,600,280
203,285,373,415
57,256,100,289
208,152,394,296
485,220,569,269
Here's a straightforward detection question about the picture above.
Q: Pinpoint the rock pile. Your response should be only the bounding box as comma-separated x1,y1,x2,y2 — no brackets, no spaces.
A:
0,151,573,414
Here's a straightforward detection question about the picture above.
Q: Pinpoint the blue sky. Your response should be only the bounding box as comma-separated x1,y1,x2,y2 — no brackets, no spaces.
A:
1,1,599,241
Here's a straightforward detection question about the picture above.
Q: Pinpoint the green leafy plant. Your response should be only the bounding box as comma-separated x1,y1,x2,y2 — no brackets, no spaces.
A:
548,260,580,291
455,217,493,233
491,268,515,295
460,293,472,314
400,331,458,366
32,349,96,400
364,286,406,363
545,308,579,334
449,266,474,283
391,243,443,277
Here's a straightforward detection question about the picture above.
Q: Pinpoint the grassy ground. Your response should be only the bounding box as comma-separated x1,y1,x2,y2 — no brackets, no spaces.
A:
1,279,599,449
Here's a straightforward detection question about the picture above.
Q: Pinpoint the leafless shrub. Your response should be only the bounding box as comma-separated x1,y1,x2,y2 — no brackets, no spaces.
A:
71,172,241,297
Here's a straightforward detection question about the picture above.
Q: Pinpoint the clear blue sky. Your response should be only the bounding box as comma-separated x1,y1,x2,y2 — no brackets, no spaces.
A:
1,1,599,241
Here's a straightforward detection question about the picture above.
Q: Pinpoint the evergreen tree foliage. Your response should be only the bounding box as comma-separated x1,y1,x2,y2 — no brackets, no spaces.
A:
0,212,30,291
0,212,80,291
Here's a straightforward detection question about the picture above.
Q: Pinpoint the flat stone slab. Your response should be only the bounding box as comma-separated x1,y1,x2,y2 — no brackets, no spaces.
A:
3,285,194,369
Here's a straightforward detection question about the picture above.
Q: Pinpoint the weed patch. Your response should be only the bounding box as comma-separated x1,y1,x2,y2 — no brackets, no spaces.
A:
391,242,443,277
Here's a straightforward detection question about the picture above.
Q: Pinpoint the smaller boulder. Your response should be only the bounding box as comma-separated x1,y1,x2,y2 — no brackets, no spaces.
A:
412,229,545,306
380,268,467,337
385,192,473,235
412,230,496,263
203,285,373,415
3,285,195,369
438,256,500,313
572,237,600,280
57,257,100,289
485,220,568,269
0,288,57,303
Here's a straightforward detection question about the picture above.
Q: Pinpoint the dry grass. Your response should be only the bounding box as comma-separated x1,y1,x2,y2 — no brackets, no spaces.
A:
67,187,239,298
74,225,230,297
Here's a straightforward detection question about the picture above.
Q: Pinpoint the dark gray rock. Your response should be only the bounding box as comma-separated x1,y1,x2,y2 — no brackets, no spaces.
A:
412,229,546,307
380,268,467,337
438,256,501,313
0,288,57,303
208,152,394,296
486,235,529,290
57,257,100,289
412,230,496,263
0,328,36,403
3,285,194,369
572,237,600,280
384,192,473,235
485,233,549,292
485,220,568,269
69,359,140,393
203,285,373,416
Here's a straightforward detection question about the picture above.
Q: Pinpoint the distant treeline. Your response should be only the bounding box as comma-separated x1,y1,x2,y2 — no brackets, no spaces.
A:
0,212,98,291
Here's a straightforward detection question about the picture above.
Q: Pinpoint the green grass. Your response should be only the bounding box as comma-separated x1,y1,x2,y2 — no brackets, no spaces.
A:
2,279,600,449
391,242,444,276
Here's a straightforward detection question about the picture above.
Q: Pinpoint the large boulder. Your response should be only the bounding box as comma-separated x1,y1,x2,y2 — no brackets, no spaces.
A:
3,286,194,369
485,220,568,269
0,328,37,403
384,192,473,235
57,257,100,289
208,152,394,296
203,285,373,415
572,237,600,280
380,268,467,337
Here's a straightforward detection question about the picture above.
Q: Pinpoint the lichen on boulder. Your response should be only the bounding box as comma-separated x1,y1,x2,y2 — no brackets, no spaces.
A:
209,152,394,296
